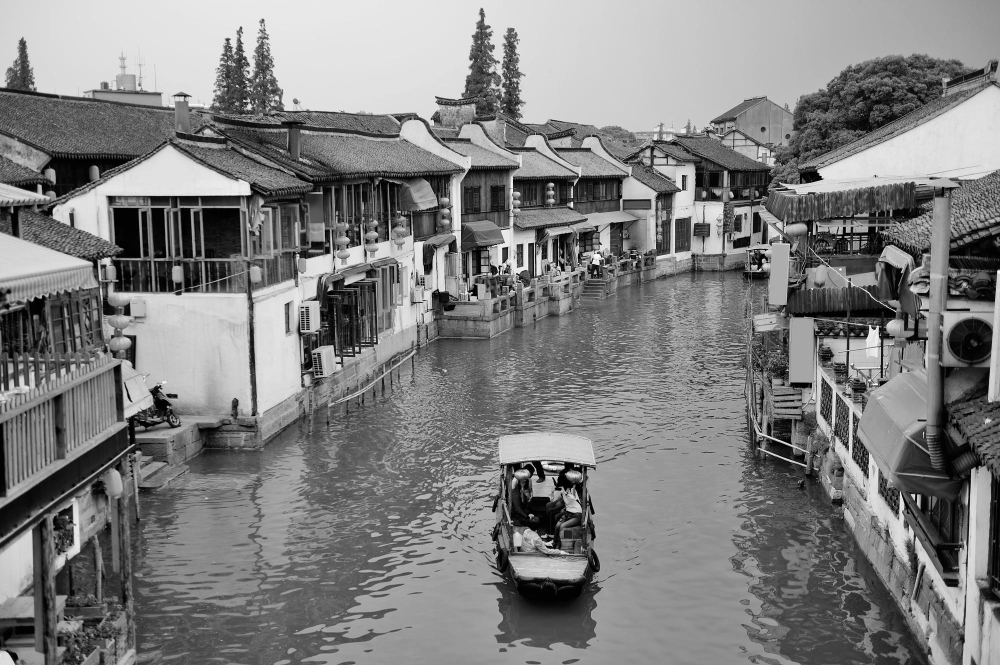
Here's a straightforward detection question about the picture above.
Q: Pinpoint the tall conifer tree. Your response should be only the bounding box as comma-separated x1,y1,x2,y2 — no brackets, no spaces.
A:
500,28,524,120
250,18,284,114
462,8,500,115
232,27,251,114
5,37,36,91
211,37,234,112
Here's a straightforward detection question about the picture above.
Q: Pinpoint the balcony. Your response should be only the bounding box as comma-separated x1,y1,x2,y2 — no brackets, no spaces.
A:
1,353,126,505
460,209,510,229
112,253,298,294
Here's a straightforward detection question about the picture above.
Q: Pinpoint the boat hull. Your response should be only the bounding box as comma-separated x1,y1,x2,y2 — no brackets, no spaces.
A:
505,551,592,600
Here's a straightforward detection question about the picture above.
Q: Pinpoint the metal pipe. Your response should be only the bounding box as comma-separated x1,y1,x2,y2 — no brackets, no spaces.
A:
925,191,952,472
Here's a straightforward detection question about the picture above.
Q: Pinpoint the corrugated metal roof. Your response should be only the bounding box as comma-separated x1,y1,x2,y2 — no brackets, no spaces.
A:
0,181,49,206
786,285,884,315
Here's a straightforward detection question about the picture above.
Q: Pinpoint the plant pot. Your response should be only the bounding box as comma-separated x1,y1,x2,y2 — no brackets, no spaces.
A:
771,378,784,387
81,648,101,665
67,606,106,619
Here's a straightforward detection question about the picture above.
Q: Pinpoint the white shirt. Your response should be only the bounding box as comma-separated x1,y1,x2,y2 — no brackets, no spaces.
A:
590,253,602,266
562,486,583,514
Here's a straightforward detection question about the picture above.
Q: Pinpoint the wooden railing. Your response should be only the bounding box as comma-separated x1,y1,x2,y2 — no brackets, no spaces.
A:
113,252,299,294
0,354,122,496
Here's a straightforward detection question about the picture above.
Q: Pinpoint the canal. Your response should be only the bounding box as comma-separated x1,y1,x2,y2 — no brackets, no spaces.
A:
133,272,925,665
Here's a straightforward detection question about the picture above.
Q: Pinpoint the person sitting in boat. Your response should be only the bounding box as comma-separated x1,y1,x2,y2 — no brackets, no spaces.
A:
511,468,540,528
549,470,585,550
520,528,568,556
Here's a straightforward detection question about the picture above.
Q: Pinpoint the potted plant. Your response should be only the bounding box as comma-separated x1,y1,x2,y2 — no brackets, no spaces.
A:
66,594,105,619
62,626,102,665
766,351,789,386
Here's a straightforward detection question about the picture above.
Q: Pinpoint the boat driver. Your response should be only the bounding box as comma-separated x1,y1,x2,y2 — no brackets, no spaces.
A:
511,467,540,528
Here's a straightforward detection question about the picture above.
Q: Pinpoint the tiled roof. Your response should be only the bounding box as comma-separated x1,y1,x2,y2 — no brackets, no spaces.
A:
0,209,121,260
949,394,1000,479
602,139,640,161
802,83,994,171
711,97,766,123
880,170,1000,255
0,155,47,187
511,148,577,180
442,139,517,170
630,163,680,194
555,148,627,178
173,140,312,197
639,141,699,162
513,206,586,230
221,125,463,181
671,136,771,172
0,88,200,159
216,110,400,136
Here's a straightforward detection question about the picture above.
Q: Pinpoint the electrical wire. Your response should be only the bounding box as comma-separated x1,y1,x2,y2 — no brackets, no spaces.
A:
805,245,897,314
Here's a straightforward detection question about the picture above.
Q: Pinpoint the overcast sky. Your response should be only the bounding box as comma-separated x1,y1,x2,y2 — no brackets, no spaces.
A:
4,0,999,132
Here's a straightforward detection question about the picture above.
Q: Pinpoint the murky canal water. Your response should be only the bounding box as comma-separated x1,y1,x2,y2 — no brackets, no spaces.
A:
133,273,925,665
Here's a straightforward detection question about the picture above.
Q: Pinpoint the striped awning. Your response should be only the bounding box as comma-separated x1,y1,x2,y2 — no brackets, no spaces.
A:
0,182,49,207
0,232,98,303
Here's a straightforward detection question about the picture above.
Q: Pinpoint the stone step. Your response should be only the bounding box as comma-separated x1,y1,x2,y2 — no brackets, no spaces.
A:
139,460,166,480
139,463,189,491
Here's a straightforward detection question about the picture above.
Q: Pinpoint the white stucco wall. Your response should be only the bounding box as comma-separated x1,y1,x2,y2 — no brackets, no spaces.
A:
622,178,656,254
0,531,33,601
253,284,303,414
819,85,1000,181
126,292,252,415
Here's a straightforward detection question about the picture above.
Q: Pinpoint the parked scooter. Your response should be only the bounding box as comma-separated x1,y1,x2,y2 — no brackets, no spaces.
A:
134,378,181,429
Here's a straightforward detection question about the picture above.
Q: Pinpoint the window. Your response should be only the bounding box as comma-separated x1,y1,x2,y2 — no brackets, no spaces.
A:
674,217,691,252
785,133,791,140
541,242,548,260
516,244,524,268
681,175,688,191
752,212,762,233
877,470,900,516
989,477,1000,598
558,182,568,204
464,186,482,214
656,217,671,255
285,302,293,335
519,183,537,206
501,247,509,264
579,232,599,253
490,185,506,212
760,126,767,133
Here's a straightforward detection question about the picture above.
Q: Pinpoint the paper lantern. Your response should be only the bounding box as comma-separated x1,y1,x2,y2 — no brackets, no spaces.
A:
104,264,117,282
249,265,262,284
103,469,124,498
336,249,350,261
439,197,450,208
297,257,307,273
814,263,828,287
171,265,184,284
440,207,451,220
701,190,708,200
109,336,132,353
784,222,808,237
107,291,130,308
107,314,131,330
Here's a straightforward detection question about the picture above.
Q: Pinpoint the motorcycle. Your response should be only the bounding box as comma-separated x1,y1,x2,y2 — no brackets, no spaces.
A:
134,378,181,429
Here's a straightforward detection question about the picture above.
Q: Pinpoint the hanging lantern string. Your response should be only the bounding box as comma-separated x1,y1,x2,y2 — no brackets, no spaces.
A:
805,244,896,314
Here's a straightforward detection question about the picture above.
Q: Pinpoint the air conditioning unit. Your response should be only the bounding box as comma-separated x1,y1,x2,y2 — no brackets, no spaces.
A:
299,301,321,334
312,345,337,378
411,287,425,303
942,311,994,367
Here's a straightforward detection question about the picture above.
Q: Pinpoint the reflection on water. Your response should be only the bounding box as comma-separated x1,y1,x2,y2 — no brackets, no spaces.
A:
133,273,925,665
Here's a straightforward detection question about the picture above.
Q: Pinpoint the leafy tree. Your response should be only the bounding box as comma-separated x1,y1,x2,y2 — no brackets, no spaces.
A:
462,8,501,115
500,28,524,120
211,37,234,112
772,54,970,185
250,18,283,114
5,37,36,91
232,27,251,114
598,125,637,145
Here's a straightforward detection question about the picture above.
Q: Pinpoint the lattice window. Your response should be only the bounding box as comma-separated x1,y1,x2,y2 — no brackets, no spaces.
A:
820,379,833,423
878,470,900,516
834,394,850,445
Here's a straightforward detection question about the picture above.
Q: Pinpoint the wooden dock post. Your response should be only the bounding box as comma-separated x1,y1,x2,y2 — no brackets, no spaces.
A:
33,515,57,664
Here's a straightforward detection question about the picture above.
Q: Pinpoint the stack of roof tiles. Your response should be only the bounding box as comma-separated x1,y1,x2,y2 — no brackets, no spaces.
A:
949,394,1000,479
442,139,517,170
0,155,47,187
629,163,680,193
511,149,576,180
555,148,627,178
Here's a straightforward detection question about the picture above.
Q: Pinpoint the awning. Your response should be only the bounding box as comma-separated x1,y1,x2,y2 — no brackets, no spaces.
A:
541,226,574,241
0,182,49,207
585,210,640,226
759,209,792,243
422,233,456,249
371,257,398,269
498,433,596,468
461,221,505,250
398,178,438,211
0,232,98,304
765,177,958,224
570,220,596,233
857,371,963,501
120,360,154,419
339,262,371,277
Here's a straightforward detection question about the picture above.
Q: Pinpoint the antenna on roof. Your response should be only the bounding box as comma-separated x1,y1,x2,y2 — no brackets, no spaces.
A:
119,52,127,78
137,49,145,90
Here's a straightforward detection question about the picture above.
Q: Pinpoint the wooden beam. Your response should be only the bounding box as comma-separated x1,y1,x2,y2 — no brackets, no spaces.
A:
91,535,103,603
33,515,57,664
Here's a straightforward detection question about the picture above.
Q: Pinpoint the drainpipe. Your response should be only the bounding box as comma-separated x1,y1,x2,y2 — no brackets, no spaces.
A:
925,190,952,473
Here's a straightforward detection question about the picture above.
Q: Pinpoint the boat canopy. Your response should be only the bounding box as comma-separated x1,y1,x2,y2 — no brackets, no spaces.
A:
498,433,596,468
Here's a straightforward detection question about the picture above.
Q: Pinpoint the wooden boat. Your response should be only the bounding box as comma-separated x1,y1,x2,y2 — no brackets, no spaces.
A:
744,244,772,280
491,433,599,600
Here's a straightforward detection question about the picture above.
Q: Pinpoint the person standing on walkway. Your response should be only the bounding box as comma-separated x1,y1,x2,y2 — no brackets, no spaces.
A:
589,251,603,279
